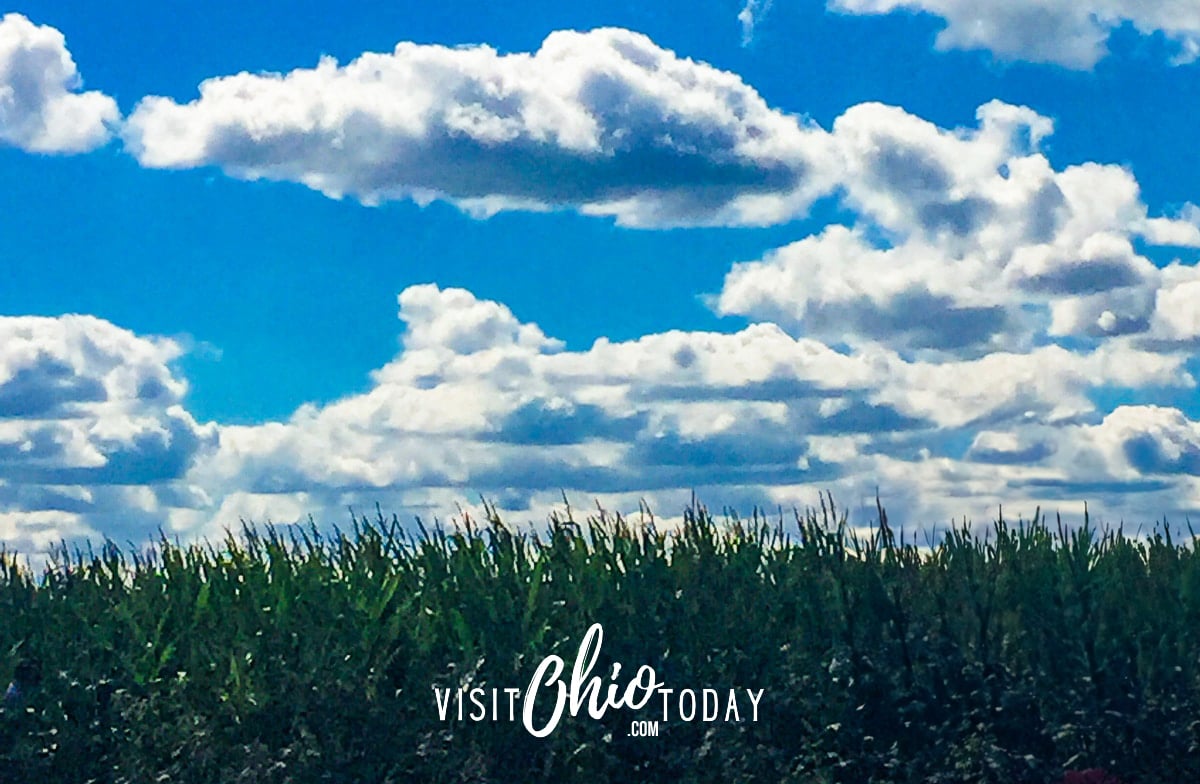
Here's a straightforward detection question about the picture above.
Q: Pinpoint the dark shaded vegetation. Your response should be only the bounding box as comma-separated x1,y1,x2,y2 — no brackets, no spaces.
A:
0,496,1195,782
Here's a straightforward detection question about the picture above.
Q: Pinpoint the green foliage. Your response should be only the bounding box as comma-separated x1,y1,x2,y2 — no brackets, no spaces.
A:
0,497,1197,782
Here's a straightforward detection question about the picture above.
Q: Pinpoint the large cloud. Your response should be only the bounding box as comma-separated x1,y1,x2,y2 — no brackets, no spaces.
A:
1,285,1198,552
123,28,834,227
162,284,1195,540
829,0,1200,69
182,286,868,510
0,13,118,153
717,100,1193,355
0,315,216,554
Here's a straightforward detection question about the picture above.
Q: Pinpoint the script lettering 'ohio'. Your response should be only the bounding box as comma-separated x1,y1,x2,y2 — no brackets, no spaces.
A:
522,622,664,738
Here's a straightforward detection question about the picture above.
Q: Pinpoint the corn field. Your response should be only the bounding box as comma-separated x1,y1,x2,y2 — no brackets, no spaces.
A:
1,497,1199,782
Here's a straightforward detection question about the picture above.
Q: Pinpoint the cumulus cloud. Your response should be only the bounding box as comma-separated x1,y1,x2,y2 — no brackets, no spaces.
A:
2,281,1199,550
718,100,1194,355
717,225,1015,352
0,315,216,554
828,0,1200,69
966,430,1054,464
0,13,118,153
1143,262,1200,344
1088,406,1200,476
114,19,1200,256
123,28,834,227
181,286,869,516
154,284,1194,541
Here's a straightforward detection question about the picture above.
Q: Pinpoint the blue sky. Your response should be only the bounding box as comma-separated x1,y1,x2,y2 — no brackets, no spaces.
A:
4,0,1200,552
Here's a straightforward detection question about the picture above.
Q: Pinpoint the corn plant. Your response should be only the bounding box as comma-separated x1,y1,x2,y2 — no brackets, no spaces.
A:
0,497,1197,782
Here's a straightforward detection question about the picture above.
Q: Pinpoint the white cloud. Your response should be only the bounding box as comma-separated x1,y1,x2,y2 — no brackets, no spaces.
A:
832,100,1054,241
966,429,1054,464
0,509,95,558
717,225,1015,352
739,0,775,45
2,282,1199,550
181,286,870,511
1146,262,1200,342
1082,405,1200,476
0,13,118,153
1137,206,1200,248
828,0,1200,69
157,283,1194,541
874,343,1190,428
718,100,1195,354
0,315,217,552
123,28,835,227
396,284,564,355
